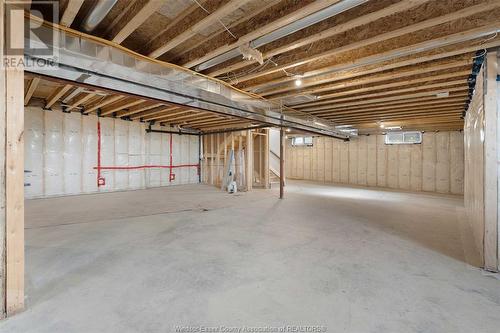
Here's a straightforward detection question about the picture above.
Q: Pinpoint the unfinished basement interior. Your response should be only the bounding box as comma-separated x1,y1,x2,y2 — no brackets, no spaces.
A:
1,0,500,331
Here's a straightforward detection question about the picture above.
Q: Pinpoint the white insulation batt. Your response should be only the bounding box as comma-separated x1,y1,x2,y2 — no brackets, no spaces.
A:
24,106,200,199
286,131,464,195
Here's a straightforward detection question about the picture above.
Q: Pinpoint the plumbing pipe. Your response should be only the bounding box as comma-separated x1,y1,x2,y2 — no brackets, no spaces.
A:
93,164,199,170
146,128,200,136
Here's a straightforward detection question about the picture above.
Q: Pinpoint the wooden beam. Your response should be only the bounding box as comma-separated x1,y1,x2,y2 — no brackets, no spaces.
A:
208,0,431,77
111,0,166,44
328,109,462,122
45,84,72,108
83,95,124,114
185,117,236,127
1,1,25,315
148,0,252,58
23,77,39,106
317,99,466,116
167,113,215,125
322,104,465,118
59,0,85,27
244,38,500,93
298,87,467,113
353,117,463,127
173,0,281,63
233,11,500,83
142,109,191,122
116,102,164,117
183,0,342,68
293,72,470,108
129,106,180,120
267,60,472,99
198,121,251,131
294,79,467,109
61,87,84,103
65,93,96,110
309,93,468,115
158,111,201,123
280,64,472,101
100,99,144,116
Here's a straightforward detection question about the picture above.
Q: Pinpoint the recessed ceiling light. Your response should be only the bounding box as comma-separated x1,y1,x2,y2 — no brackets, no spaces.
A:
295,79,302,87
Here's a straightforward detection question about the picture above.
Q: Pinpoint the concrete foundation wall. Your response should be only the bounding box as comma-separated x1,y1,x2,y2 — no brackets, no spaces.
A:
24,106,199,199
286,132,464,195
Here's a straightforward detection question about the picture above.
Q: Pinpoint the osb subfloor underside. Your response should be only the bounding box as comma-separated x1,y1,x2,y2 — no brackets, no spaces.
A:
1,181,499,332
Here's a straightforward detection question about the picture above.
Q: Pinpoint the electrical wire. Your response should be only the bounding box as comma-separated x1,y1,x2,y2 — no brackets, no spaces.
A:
471,31,498,59
191,0,238,40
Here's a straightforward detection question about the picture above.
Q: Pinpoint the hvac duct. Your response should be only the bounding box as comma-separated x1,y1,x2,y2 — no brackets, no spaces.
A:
195,0,368,71
24,16,352,139
82,0,118,32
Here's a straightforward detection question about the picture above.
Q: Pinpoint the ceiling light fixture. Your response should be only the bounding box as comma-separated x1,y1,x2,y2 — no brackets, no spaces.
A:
436,91,449,98
295,79,302,87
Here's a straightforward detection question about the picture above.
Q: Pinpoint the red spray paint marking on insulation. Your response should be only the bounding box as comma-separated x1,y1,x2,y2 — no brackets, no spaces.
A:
96,121,106,187
95,122,197,185
169,133,174,182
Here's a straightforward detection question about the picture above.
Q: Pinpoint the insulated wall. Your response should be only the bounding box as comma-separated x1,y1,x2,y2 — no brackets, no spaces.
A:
464,64,485,264
24,106,200,199
286,131,464,195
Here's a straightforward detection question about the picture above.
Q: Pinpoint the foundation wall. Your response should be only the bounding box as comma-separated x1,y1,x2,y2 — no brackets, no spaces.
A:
24,106,200,199
464,63,485,265
286,131,464,195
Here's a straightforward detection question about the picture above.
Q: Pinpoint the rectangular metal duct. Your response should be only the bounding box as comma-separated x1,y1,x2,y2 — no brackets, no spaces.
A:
24,18,351,139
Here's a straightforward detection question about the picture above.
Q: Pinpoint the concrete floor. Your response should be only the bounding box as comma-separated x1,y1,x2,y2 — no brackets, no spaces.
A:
1,181,499,332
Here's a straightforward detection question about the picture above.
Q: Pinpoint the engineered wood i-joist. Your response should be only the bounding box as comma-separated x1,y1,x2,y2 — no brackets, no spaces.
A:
59,0,85,27
235,17,500,84
111,0,166,44
246,36,500,92
208,0,431,77
184,0,342,68
148,0,253,58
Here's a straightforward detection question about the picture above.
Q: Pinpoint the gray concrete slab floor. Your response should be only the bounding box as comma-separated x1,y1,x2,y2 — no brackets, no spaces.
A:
0,181,499,332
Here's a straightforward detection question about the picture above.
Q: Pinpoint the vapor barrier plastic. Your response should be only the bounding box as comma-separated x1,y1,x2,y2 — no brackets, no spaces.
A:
24,107,200,199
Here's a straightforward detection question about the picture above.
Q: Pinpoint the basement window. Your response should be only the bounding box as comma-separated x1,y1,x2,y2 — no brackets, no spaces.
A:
292,136,313,146
384,131,422,145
